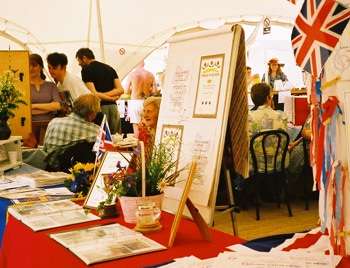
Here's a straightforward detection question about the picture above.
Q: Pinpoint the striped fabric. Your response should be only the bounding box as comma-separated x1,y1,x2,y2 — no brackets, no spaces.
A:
227,25,249,177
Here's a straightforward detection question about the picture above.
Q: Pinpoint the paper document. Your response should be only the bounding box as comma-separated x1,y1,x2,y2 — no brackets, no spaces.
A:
8,199,99,231
50,223,166,265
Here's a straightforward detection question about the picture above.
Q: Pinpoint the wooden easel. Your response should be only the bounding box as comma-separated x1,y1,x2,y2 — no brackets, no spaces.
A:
168,161,211,247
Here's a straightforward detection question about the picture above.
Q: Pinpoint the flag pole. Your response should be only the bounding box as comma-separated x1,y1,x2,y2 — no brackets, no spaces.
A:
92,115,106,177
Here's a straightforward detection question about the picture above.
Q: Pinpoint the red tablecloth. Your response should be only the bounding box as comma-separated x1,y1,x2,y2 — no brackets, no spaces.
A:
0,211,244,268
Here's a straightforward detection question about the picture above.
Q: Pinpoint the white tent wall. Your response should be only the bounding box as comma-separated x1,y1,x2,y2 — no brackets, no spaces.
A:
0,0,298,78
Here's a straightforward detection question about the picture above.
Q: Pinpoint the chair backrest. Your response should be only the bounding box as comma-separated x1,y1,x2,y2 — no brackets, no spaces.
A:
249,129,290,174
46,140,96,172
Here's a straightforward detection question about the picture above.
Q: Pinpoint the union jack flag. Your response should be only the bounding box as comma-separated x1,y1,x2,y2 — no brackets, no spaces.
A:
93,115,114,156
291,0,350,77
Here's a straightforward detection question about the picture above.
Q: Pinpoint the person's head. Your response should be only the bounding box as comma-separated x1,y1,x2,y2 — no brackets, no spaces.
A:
268,58,283,75
72,94,101,122
47,53,68,82
29,54,46,80
251,83,272,108
142,97,161,129
75,48,95,67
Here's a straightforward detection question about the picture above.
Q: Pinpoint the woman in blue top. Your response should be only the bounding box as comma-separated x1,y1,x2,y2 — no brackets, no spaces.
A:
262,58,288,111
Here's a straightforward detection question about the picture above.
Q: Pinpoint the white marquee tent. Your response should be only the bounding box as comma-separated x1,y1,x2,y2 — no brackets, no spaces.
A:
0,0,302,80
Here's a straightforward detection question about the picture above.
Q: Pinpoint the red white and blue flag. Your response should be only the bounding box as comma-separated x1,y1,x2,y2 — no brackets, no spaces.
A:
93,115,114,156
291,0,350,77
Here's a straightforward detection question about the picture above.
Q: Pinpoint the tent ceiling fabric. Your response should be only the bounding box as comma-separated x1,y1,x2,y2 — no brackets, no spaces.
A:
1,0,298,78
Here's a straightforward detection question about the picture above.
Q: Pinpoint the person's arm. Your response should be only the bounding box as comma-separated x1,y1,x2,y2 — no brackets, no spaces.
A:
85,81,120,102
31,102,61,114
103,79,124,100
124,75,132,95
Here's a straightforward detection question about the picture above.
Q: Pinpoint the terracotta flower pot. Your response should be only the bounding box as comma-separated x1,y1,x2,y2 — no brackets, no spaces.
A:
119,193,164,224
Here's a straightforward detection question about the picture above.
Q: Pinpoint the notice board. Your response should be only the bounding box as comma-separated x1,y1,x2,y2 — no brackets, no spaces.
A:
156,25,246,225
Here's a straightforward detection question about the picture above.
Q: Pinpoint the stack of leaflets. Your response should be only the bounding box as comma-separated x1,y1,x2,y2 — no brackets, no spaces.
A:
8,199,99,231
14,171,69,187
50,223,166,265
0,186,74,203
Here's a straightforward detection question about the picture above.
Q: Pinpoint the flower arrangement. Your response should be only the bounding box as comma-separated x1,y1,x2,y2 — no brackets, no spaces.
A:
98,138,182,209
64,162,95,196
0,71,26,119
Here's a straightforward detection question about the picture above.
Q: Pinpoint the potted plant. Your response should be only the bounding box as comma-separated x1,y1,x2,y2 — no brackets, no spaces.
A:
0,71,26,140
99,138,183,223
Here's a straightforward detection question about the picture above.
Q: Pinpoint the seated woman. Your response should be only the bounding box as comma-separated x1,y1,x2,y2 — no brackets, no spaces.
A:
29,54,61,146
261,58,288,111
248,83,288,173
137,96,161,149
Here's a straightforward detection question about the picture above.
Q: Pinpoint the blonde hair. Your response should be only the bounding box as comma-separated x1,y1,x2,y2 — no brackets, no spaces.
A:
73,94,100,119
143,96,161,111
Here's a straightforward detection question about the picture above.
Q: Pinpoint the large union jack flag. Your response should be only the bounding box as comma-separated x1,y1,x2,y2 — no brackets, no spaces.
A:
291,0,350,77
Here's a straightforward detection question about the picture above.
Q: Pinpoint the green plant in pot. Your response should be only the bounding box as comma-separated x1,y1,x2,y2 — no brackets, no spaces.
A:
99,137,183,223
0,71,26,140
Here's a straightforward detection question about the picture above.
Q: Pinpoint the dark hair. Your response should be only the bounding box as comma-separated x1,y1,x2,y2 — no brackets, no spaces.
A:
47,52,68,67
29,54,46,80
251,83,271,107
75,48,95,60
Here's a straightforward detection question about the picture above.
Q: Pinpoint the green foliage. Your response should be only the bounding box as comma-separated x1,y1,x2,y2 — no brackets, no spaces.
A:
0,71,26,118
99,138,184,209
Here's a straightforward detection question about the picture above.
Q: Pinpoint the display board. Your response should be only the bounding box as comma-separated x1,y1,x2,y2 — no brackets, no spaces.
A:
156,25,245,225
0,51,31,138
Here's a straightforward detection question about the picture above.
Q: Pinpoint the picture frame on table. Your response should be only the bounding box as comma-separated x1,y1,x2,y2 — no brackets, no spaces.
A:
84,151,132,209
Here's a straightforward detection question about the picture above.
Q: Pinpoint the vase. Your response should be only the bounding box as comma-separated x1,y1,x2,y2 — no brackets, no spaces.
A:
119,193,164,224
0,116,11,140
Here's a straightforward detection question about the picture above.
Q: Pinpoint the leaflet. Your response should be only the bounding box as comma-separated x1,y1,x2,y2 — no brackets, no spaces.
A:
50,223,166,265
8,199,99,231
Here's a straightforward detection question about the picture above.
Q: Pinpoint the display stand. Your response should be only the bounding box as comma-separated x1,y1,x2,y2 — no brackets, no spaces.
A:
168,161,211,247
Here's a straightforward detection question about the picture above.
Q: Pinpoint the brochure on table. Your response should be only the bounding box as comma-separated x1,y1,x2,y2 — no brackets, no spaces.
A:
50,223,166,265
8,199,99,231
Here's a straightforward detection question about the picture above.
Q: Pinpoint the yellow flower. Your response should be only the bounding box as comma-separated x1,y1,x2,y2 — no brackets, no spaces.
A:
73,162,84,173
157,179,167,193
84,163,95,172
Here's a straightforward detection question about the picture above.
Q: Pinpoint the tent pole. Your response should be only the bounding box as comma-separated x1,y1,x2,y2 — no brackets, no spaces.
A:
87,0,92,47
96,0,105,62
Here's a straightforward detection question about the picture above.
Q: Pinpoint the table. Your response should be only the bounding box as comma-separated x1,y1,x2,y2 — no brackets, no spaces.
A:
0,211,244,268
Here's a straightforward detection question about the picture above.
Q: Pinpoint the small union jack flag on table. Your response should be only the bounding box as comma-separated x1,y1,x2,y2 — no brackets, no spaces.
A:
291,0,350,78
93,115,114,157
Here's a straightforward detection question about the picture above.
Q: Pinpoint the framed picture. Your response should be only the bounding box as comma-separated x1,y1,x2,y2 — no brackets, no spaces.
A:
84,151,132,209
193,54,225,118
160,124,184,177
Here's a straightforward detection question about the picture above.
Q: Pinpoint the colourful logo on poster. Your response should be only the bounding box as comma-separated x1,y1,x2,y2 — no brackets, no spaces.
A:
201,60,221,76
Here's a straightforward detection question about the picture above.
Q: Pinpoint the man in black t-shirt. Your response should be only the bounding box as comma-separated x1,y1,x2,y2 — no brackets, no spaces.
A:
75,48,124,134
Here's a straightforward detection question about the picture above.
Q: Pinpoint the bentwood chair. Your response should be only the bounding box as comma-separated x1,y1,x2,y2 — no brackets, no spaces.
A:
249,129,292,220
